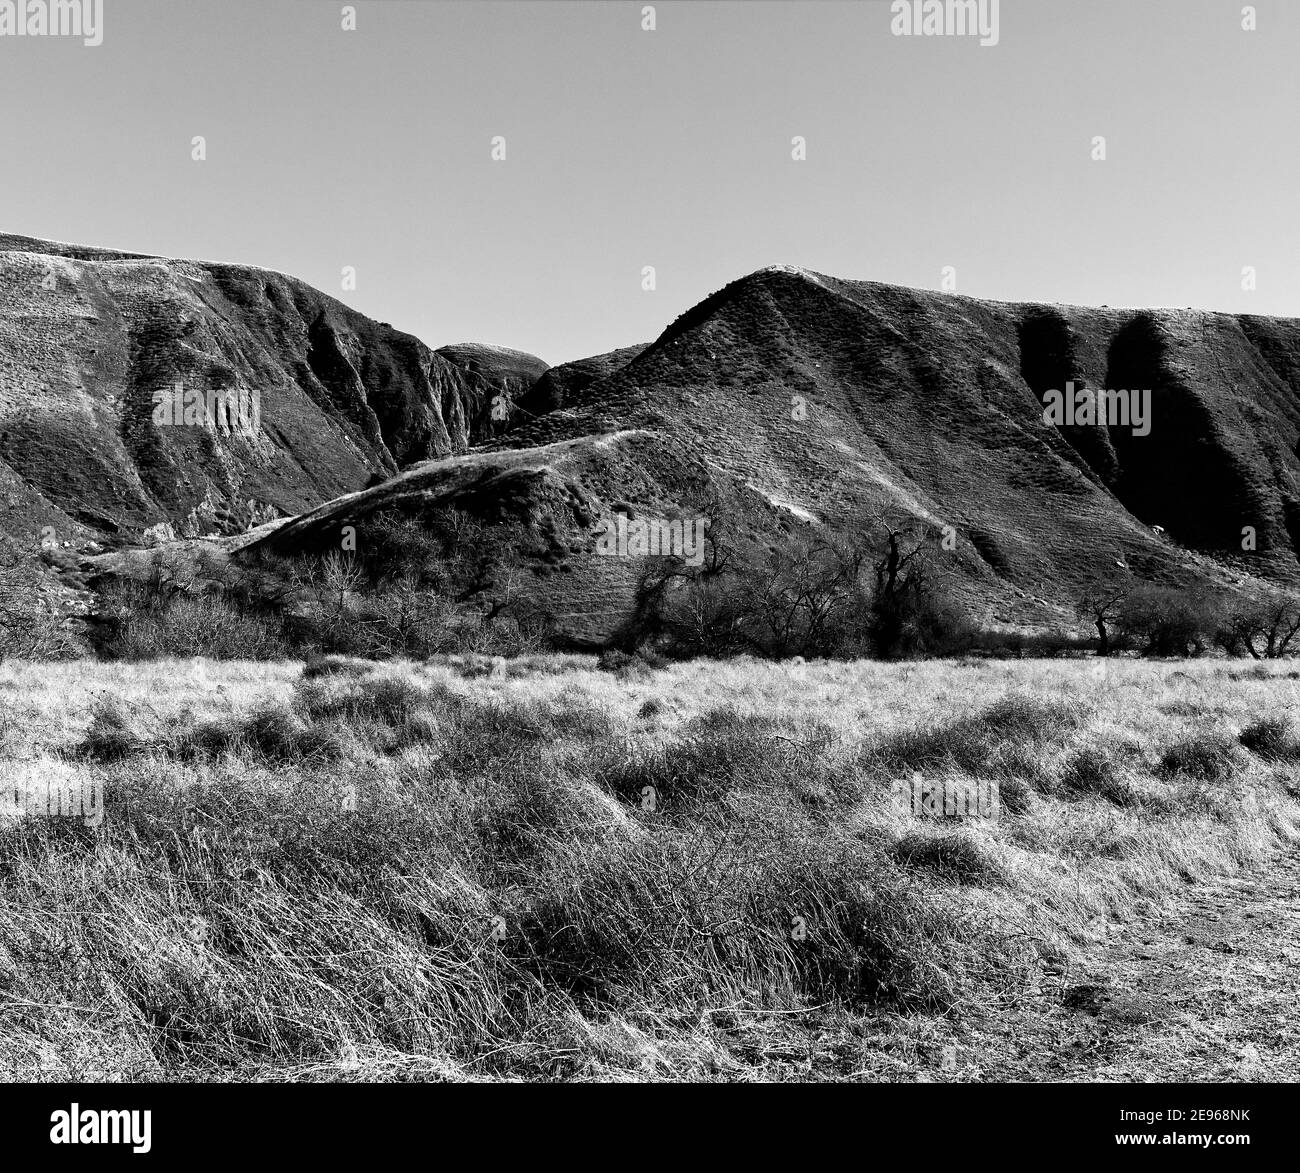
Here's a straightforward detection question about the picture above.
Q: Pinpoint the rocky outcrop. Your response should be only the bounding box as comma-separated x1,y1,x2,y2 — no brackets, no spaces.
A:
434,342,551,446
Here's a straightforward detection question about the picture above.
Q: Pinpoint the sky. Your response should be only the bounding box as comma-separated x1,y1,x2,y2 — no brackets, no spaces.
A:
0,0,1296,365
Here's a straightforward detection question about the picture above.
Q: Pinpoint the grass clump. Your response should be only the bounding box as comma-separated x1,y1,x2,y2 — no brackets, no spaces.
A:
1059,746,1140,807
1238,716,1296,761
869,694,1083,777
891,830,1003,886
80,695,147,761
595,707,848,814
301,655,373,680
1158,731,1241,781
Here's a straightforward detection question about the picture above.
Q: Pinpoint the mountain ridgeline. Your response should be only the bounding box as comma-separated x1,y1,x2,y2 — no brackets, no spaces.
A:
5,238,1300,647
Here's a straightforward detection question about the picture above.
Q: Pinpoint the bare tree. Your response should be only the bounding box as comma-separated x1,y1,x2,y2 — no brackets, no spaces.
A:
865,520,940,658
744,532,871,656
1219,592,1300,659
309,550,365,619
1074,572,1130,657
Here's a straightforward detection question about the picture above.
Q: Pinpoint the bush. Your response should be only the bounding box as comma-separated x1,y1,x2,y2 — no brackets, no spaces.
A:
596,649,635,673
652,574,752,659
641,522,973,662
96,584,292,661
962,629,1091,658
867,577,973,659
92,511,559,664
596,648,657,681
1117,585,1216,657
1215,593,1300,659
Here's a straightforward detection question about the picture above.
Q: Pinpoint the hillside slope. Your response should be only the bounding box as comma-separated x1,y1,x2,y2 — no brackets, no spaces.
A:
244,266,1300,643
16,240,1300,648
0,234,548,547
499,267,1300,577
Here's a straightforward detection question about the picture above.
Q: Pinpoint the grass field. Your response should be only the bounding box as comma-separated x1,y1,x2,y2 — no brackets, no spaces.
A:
0,654,1297,1082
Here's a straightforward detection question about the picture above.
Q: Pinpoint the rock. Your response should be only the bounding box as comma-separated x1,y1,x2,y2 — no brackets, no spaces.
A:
141,522,177,547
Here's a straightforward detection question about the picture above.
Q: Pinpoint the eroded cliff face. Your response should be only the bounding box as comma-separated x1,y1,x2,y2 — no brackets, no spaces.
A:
0,234,548,545
435,342,552,442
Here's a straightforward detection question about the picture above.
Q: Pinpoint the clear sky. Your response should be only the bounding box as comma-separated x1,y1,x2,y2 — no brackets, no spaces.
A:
0,0,1295,365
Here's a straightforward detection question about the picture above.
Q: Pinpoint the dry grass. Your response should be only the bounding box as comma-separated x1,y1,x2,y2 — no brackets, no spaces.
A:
0,655,1296,1081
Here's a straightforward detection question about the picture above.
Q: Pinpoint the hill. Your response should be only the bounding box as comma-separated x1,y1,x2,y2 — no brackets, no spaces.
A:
244,265,1300,644
0,234,548,548
9,238,1300,648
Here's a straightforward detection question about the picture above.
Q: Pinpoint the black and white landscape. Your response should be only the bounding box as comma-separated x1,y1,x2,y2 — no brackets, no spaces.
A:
0,0,1296,1128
